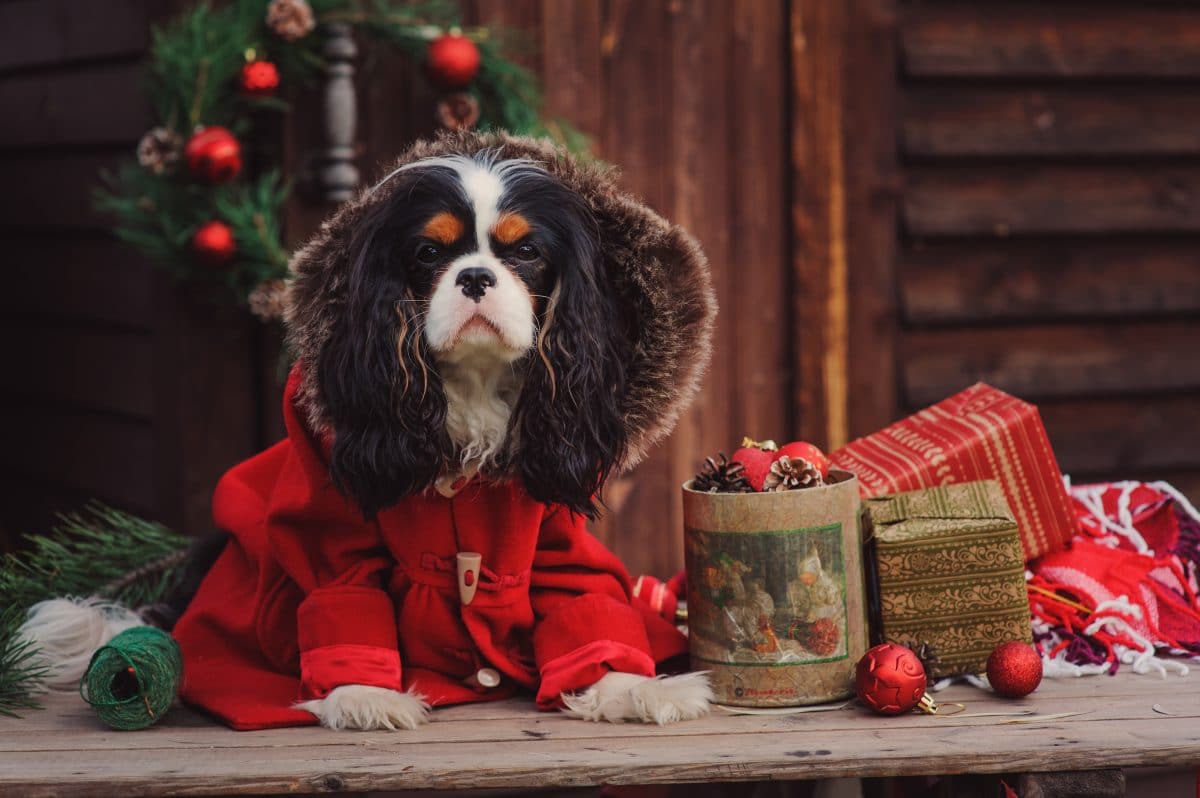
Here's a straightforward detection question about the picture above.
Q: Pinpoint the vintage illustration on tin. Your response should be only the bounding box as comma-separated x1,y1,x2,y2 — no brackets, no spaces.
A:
686,524,849,666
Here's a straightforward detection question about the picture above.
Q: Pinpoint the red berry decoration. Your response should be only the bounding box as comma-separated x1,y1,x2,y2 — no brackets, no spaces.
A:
777,441,830,478
987,641,1043,698
732,438,777,492
855,642,930,715
192,220,236,265
185,126,242,184
427,33,481,89
240,60,280,97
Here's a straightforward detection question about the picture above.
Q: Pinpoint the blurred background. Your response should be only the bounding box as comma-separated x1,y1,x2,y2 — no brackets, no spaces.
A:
2,0,1198,580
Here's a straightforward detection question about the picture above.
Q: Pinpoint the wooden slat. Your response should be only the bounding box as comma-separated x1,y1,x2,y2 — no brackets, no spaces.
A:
0,151,125,231
844,0,901,440
1041,395,1200,476
901,321,1200,407
0,0,149,73
903,87,1200,158
0,474,92,551
3,235,155,328
4,674,1200,795
900,240,1200,324
902,5,1200,79
2,403,154,510
0,323,154,418
0,60,147,149
904,165,1200,236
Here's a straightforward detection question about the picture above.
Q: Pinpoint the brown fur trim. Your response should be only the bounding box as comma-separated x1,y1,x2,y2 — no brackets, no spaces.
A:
285,131,717,471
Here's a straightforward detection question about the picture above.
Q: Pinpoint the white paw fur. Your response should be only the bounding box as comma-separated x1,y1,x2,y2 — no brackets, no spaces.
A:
296,685,430,731
562,671,713,725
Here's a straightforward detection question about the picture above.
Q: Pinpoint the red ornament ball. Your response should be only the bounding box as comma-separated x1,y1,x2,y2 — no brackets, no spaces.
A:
427,33,481,89
732,440,776,491
240,60,280,97
185,126,242,184
987,641,1043,698
192,220,236,264
856,643,927,715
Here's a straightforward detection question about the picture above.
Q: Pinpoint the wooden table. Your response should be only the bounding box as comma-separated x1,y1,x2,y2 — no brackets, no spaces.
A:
2,672,1197,796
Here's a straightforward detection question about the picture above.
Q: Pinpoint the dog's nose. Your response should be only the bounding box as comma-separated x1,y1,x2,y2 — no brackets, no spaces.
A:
455,266,497,302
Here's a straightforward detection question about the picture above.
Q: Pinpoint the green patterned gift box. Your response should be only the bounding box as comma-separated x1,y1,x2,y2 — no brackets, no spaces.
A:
865,480,1032,677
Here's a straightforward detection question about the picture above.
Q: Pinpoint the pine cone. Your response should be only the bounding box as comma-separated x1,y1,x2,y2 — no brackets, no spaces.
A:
266,0,315,41
436,92,481,131
693,453,753,494
136,127,182,175
902,639,941,681
763,455,824,491
248,278,288,322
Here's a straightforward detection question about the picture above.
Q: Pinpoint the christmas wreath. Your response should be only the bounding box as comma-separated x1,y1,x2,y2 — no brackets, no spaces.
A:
95,0,587,320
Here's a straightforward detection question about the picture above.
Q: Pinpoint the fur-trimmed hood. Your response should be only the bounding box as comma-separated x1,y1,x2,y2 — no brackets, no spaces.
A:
286,130,716,471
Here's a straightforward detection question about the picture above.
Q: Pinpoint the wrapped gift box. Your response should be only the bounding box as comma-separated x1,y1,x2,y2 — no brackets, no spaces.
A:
865,481,1032,677
831,382,1075,561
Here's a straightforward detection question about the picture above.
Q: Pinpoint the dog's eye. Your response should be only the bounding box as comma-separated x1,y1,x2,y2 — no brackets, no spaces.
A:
514,243,539,262
415,244,441,265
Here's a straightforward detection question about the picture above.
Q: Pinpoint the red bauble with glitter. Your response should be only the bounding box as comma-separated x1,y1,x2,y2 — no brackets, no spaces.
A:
240,60,281,97
427,33,481,89
185,126,242,184
987,641,1043,698
855,643,928,715
192,220,236,264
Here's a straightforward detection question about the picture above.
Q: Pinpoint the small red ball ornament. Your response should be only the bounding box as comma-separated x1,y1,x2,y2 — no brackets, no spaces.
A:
240,60,280,97
987,641,1043,698
185,126,242,184
855,643,933,715
427,33,481,89
777,441,830,478
192,220,236,264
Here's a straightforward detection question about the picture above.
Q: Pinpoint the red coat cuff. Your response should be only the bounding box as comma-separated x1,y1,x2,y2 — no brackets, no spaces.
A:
535,640,655,709
533,593,655,709
297,586,401,698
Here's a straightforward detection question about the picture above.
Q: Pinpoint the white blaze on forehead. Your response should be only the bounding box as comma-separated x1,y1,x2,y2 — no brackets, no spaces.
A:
372,152,541,253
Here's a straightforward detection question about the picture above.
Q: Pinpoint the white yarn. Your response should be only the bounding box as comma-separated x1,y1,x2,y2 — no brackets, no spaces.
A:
18,597,143,689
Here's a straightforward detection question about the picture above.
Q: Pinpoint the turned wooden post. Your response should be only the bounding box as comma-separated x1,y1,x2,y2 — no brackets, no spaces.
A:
318,22,359,201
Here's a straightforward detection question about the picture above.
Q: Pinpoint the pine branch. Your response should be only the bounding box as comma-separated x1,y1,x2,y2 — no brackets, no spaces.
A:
0,504,190,612
0,606,48,718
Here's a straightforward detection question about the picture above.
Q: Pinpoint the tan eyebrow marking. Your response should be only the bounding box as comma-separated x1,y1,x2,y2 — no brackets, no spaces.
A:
491,211,532,245
422,211,465,245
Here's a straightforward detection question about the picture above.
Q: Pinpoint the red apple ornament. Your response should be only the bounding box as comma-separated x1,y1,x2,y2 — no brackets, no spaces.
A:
427,33,481,89
192,220,236,264
185,126,242,184
732,438,778,492
856,642,934,715
987,641,1042,698
777,441,830,478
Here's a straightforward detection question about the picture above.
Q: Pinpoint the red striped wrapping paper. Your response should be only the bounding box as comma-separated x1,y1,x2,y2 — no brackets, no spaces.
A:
831,383,1076,561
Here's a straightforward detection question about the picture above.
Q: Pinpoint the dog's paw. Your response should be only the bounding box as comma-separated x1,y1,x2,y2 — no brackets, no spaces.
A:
562,671,713,725
296,684,430,731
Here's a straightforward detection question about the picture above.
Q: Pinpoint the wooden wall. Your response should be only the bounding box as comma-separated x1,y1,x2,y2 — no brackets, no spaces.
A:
895,1,1200,500
3,0,1197,579
0,0,267,547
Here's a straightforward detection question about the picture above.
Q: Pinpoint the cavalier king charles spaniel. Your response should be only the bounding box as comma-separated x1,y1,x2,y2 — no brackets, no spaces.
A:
19,133,717,733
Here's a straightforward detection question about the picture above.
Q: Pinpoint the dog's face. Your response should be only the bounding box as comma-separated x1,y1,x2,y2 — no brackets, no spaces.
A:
316,153,628,518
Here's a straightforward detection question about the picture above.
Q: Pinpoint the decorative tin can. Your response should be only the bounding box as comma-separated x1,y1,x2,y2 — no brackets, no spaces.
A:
683,470,868,706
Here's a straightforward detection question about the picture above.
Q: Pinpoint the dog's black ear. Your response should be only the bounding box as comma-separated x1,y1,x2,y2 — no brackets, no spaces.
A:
316,192,448,518
514,199,628,519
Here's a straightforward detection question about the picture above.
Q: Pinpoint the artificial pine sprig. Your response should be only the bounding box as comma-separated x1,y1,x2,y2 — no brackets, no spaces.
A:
0,606,49,718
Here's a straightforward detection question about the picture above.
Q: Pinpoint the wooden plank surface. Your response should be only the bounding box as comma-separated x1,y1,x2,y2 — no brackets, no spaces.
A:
0,151,124,232
904,165,1200,236
903,87,1200,158
901,5,1200,78
3,672,1199,795
1042,395,1200,476
901,321,1200,407
900,239,1200,324
0,0,149,74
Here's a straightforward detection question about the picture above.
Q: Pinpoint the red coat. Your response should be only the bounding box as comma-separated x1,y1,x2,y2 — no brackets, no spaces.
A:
174,370,687,730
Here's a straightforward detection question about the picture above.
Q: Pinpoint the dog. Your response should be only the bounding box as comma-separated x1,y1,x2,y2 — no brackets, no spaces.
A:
162,132,719,731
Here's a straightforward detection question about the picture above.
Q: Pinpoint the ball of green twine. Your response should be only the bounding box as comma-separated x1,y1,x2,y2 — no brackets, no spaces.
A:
80,626,182,730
